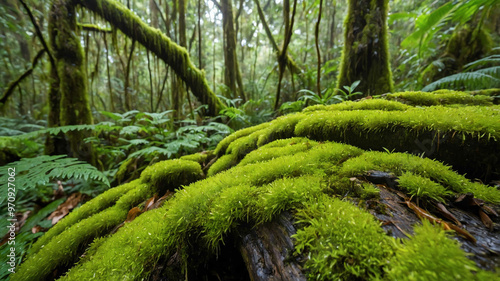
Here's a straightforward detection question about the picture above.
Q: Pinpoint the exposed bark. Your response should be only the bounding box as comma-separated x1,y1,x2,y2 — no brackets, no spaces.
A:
79,0,225,116
239,212,306,281
337,0,394,96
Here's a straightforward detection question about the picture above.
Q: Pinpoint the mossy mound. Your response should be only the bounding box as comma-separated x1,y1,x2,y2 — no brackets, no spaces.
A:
12,91,500,280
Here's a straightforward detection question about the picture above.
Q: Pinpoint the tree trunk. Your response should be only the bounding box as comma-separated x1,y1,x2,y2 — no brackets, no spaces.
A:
80,0,225,116
336,0,394,97
221,0,246,102
48,0,94,163
239,212,306,281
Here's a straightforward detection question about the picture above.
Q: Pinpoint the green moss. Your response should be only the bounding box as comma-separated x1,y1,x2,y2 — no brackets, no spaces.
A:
255,113,305,146
386,91,494,106
239,138,317,166
337,151,500,203
29,180,139,256
207,153,238,176
214,122,268,156
386,220,477,281
179,152,209,163
140,159,203,192
304,99,411,112
397,172,453,202
295,106,500,141
293,195,394,280
468,88,500,97
12,183,151,281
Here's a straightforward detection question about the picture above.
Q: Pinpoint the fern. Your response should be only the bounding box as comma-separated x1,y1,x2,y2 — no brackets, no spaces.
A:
422,71,500,91
401,2,457,58
0,155,110,204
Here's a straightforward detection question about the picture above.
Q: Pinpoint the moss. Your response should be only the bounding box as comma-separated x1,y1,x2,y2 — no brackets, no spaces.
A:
293,195,394,280
337,151,500,203
207,153,238,176
255,113,305,146
386,220,477,281
397,172,453,202
140,159,203,193
214,122,268,156
179,152,209,164
238,137,317,166
295,106,500,141
304,99,411,112
29,180,140,256
12,183,151,281
386,91,494,106
445,24,493,70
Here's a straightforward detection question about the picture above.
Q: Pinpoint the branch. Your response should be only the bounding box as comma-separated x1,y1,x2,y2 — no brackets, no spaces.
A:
1,49,45,105
19,0,56,69
78,23,112,33
211,0,222,11
79,0,225,116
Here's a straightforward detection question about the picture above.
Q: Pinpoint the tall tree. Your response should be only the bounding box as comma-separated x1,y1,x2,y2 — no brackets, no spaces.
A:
336,0,394,96
220,0,246,101
48,0,95,163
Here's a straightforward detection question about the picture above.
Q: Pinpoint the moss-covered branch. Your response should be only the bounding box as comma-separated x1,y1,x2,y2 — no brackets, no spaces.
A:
78,23,112,33
0,49,45,105
78,0,225,116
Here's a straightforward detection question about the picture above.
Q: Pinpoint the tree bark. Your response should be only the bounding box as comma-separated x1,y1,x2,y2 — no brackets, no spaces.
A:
221,0,246,102
239,212,306,281
336,0,394,97
80,0,225,116
48,0,94,163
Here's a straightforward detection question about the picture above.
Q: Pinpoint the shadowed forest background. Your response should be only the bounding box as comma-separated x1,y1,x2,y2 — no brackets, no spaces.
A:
0,0,500,280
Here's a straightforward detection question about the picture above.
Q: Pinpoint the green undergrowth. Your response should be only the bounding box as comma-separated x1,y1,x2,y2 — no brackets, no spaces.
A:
13,91,500,280
12,159,203,281
385,90,494,106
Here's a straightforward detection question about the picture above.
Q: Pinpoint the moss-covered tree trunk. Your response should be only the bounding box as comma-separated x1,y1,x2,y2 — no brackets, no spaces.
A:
221,0,246,102
79,0,224,116
337,0,394,96
48,0,94,163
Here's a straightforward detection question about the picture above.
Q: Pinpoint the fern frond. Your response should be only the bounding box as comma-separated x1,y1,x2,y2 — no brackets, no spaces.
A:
402,2,457,56
0,155,110,204
464,55,500,71
422,71,500,91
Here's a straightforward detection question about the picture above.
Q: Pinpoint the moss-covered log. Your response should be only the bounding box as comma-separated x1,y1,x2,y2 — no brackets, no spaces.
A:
12,92,500,280
78,0,224,116
336,0,394,96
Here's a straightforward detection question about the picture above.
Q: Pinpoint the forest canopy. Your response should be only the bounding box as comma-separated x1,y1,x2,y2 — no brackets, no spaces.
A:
0,0,499,280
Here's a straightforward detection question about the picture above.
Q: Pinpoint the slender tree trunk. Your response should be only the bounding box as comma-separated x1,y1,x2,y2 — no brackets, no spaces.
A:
337,0,394,97
253,0,306,86
221,0,246,102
